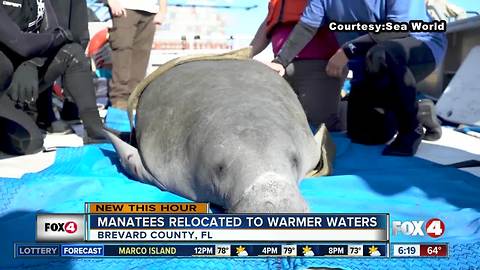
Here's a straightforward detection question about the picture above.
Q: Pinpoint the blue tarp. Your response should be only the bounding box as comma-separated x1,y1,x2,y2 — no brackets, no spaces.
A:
0,108,479,269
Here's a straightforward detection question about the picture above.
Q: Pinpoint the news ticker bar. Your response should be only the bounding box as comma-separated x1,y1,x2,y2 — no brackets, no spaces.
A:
15,243,388,258
36,213,389,242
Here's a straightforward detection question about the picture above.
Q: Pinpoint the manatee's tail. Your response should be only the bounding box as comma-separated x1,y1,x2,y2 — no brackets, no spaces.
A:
102,128,159,187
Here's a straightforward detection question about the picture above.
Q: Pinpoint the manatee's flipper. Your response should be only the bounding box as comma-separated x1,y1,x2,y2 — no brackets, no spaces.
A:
104,127,133,144
306,124,336,177
103,129,163,189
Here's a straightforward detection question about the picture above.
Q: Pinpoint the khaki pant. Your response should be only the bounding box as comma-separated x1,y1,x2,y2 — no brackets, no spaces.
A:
285,59,345,131
109,9,155,107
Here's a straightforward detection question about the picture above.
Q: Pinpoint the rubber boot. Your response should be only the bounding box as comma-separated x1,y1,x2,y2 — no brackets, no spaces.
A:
417,99,442,141
383,125,424,156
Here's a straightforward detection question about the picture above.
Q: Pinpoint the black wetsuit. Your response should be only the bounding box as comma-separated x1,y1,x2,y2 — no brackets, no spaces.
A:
37,0,91,125
0,0,103,155
50,0,90,49
345,36,436,146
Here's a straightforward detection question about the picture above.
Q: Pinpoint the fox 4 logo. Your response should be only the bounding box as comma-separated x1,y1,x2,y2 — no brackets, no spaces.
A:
45,221,78,234
392,218,445,238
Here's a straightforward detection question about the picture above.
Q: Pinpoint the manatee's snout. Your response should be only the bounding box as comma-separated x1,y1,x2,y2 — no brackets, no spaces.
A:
229,173,309,213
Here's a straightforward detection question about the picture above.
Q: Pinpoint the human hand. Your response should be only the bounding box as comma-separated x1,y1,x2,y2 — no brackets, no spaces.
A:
326,48,349,78
7,62,39,103
108,0,127,17
267,61,286,77
366,45,388,74
153,12,165,25
51,27,74,48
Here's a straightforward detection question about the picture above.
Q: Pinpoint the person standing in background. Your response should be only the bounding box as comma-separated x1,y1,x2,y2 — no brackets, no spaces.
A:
250,0,344,131
107,0,167,109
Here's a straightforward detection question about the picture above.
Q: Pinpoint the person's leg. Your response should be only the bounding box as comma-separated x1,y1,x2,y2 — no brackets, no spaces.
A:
405,41,442,142
347,62,398,145
108,10,140,108
60,98,80,122
0,51,14,95
128,11,155,93
285,59,344,131
39,43,105,141
35,89,55,128
0,94,43,155
365,37,436,156
34,88,72,133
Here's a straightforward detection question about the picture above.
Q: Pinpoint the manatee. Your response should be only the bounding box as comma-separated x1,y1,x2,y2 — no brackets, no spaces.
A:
104,50,335,213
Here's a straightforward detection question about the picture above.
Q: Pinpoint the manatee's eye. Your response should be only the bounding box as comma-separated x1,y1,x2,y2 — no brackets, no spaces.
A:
214,163,226,177
291,155,299,168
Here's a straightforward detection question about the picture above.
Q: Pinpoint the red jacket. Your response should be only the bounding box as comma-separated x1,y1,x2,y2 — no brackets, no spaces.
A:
266,0,339,60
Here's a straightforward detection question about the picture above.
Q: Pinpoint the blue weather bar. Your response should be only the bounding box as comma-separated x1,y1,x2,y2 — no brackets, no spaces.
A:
14,243,389,258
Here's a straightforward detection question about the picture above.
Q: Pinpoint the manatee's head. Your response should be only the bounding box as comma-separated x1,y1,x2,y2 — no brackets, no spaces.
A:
228,171,309,213
193,121,320,213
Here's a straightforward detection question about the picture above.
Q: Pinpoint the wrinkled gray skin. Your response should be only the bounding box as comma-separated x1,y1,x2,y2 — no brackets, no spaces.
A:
106,60,321,213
